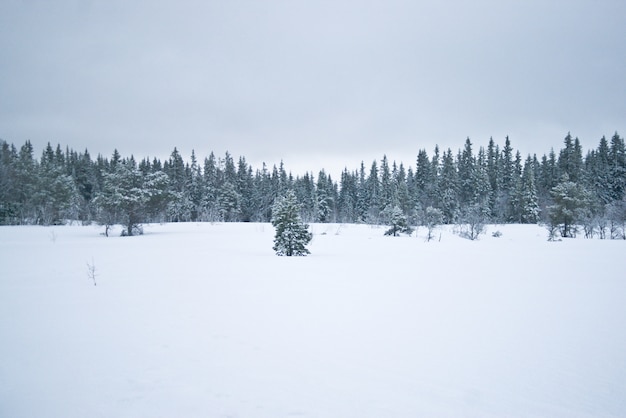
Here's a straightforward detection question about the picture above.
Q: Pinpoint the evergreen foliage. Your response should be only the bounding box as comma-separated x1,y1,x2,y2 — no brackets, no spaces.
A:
95,161,169,236
2,132,626,241
383,205,413,237
546,177,592,238
271,190,312,256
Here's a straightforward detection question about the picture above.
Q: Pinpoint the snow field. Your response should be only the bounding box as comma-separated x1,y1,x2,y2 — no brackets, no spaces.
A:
1,223,625,417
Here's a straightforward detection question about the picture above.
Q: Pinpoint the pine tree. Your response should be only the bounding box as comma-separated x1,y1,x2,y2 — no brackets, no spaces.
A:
538,149,559,211
316,170,334,222
365,160,380,223
356,162,369,223
218,181,241,221
36,147,80,225
379,155,395,210
458,138,475,207
414,149,433,209
271,190,312,256
519,156,540,223
200,152,221,221
547,176,592,238
486,137,500,217
0,141,19,224
472,147,492,216
95,160,169,236
252,163,275,222
508,151,524,222
338,169,358,223
294,172,317,223
72,149,98,222
558,133,585,183
236,156,254,222
15,141,38,222
165,147,192,222
383,205,413,237
587,137,612,205
186,150,204,221
439,148,458,223
429,146,441,209
395,163,411,218
609,132,626,201
495,136,515,221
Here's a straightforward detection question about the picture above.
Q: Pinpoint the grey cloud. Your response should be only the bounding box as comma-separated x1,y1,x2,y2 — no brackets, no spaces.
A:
1,0,624,175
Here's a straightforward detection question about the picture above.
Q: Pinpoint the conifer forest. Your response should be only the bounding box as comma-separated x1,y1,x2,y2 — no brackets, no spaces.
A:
1,133,625,239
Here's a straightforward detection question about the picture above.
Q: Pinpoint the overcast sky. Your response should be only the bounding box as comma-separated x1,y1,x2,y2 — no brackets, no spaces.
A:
1,0,625,177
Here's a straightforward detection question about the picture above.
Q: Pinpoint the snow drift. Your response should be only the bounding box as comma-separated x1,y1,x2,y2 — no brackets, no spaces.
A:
1,222,625,417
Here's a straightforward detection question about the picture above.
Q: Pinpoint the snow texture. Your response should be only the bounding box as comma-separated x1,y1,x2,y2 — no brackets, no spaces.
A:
1,223,625,417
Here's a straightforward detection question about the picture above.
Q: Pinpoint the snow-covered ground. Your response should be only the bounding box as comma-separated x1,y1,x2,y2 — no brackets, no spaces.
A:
1,222,625,417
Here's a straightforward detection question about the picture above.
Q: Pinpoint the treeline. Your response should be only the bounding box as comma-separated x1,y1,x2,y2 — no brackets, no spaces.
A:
1,133,625,237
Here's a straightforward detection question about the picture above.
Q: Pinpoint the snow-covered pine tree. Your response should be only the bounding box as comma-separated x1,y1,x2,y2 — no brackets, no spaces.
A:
316,170,335,222
95,160,169,236
218,181,241,221
365,160,381,223
546,176,591,238
609,132,626,201
271,190,312,256
558,133,584,184
519,156,540,223
586,136,612,206
384,205,413,237
414,149,433,209
458,137,476,208
337,169,357,223
439,148,459,223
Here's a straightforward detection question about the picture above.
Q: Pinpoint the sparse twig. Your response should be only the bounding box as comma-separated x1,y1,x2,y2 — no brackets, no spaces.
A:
86,258,97,286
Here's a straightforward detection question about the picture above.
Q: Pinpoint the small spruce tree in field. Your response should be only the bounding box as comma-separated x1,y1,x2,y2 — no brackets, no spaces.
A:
547,176,591,238
384,205,413,237
271,190,312,256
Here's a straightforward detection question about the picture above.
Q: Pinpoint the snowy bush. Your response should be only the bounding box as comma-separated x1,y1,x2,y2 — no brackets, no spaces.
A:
458,204,486,240
121,224,143,236
422,206,444,242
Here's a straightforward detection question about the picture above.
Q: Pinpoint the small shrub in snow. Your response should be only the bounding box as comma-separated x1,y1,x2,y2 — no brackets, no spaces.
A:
121,225,143,236
606,200,626,239
544,222,562,242
86,258,97,286
458,204,487,240
422,206,444,242
596,216,608,239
